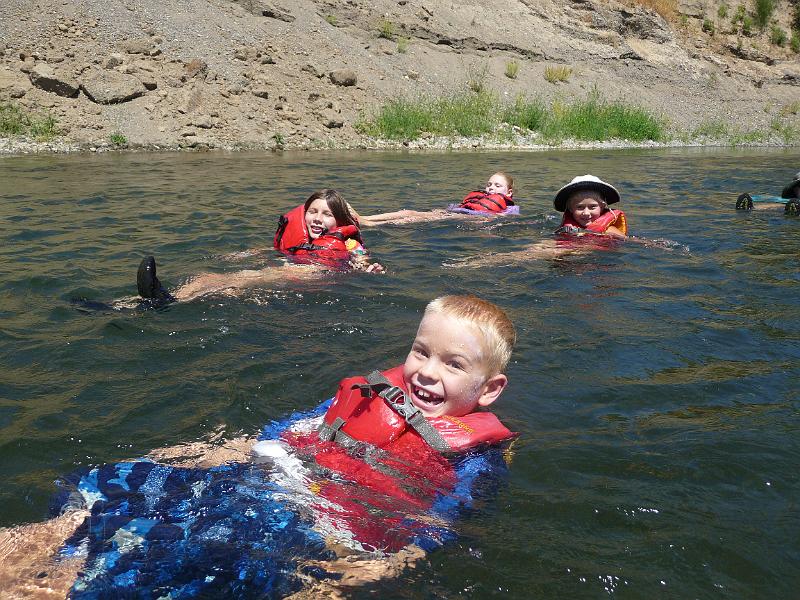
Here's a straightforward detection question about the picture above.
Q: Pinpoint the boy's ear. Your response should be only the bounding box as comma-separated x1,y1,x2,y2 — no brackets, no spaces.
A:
477,374,508,408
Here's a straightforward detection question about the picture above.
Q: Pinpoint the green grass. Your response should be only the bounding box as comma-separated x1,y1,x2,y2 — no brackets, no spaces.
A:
397,36,409,53
791,32,800,53
0,102,58,140
324,14,337,26
718,3,729,18
753,0,774,29
770,25,787,46
109,132,127,147
378,19,396,40
702,18,715,34
356,90,667,143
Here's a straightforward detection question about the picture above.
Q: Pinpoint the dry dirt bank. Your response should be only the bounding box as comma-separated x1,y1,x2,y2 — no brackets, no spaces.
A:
1,0,799,153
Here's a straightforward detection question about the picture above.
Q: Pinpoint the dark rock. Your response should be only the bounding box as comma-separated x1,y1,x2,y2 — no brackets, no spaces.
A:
105,53,124,69
81,70,147,104
329,69,356,86
261,5,295,22
251,87,270,99
781,74,800,86
29,63,79,97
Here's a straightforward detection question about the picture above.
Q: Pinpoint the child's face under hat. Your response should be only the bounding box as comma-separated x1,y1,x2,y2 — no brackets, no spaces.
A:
403,311,506,418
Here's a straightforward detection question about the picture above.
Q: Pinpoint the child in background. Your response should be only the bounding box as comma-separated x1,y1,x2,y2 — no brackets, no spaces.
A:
359,172,517,226
136,189,384,305
554,174,628,238
14,296,516,597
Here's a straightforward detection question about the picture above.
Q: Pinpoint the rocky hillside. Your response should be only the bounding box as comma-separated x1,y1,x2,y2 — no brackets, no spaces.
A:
0,0,798,151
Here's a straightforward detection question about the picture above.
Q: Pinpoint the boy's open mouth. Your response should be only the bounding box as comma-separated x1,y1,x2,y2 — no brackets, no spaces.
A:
410,384,444,408
309,225,325,236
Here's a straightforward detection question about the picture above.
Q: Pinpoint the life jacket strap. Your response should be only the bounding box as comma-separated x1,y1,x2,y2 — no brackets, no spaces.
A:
363,371,451,452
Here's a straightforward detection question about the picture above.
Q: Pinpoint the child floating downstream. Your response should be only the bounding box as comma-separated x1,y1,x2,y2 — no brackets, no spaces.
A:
2,295,517,598
735,170,800,215
359,172,519,226
136,189,384,306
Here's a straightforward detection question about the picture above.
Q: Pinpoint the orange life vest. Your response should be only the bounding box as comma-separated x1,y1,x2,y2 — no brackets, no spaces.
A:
459,191,515,213
273,204,364,269
559,208,628,235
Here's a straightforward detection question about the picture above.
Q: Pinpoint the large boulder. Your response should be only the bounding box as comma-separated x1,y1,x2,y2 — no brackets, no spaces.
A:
81,70,147,104
329,69,357,87
28,63,79,97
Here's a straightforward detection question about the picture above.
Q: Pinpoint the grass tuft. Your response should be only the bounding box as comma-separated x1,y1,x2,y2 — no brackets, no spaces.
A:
770,25,787,46
0,102,58,140
397,36,409,53
753,0,774,29
544,65,572,83
504,60,520,79
378,19,396,40
109,132,128,147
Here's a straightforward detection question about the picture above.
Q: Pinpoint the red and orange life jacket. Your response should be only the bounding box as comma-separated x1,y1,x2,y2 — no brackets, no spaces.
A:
273,204,364,269
459,191,515,213
559,208,628,236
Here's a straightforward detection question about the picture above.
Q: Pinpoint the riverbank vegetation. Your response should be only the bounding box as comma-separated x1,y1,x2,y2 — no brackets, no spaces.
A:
356,89,799,147
356,91,668,143
0,103,58,141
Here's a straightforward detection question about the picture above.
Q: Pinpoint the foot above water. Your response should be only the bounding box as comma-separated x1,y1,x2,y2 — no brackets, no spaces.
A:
137,256,176,307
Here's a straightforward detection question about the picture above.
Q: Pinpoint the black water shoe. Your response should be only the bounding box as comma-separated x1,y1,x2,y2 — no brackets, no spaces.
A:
735,193,753,211
785,198,800,216
136,256,176,306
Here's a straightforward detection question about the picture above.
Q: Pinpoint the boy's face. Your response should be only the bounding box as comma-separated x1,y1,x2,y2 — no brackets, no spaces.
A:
403,312,507,418
568,193,604,227
485,173,511,197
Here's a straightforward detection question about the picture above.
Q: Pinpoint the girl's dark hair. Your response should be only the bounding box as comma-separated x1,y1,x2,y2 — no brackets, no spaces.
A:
303,189,358,227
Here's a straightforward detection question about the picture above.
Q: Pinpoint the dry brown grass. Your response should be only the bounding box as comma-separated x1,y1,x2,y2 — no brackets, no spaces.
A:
628,0,678,22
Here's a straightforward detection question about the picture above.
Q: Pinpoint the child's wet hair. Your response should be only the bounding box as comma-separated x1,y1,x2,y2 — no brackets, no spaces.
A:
424,295,515,374
304,189,358,227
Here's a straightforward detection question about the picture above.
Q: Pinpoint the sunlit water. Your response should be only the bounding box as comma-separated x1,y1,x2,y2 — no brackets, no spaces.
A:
1,148,798,597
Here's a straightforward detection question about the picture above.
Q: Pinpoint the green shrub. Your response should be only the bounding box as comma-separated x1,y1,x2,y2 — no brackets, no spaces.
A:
791,32,800,52
733,4,746,22
793,1,800,30
378,19,396,40
702,18,715,34
466,63,488,93
109,132,127,146
718,4,729,18
324,14,337,26
753,0,774,29
770,25,787,45
544,65,572,83
397,36,409,53
504,60,519,79
742,15,754,35
0,102,58,140
780,100,800,115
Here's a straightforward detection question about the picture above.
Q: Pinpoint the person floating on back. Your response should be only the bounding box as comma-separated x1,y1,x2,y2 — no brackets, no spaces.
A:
136,189,384,307
359,172,519,226
735,171,800,215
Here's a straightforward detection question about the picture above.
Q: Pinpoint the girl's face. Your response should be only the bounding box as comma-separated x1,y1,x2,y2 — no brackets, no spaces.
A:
569,194,605,227
485,173,511,197
305,198,338,239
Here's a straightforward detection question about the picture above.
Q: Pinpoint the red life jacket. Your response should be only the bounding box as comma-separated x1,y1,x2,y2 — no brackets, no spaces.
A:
318,365,515,453
459,190,515,213
273,204,364,269
559,208,628,235
279,366,515,553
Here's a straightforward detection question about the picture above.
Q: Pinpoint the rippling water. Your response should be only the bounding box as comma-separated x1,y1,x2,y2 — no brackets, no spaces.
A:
1,148,798,597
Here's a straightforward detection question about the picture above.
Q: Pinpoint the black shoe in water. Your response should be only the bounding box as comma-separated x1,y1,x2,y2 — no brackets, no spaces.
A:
136,256,176,307
735,193,753,211
785,198,800,216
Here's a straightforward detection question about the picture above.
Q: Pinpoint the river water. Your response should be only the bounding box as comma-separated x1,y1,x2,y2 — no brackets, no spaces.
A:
1,148,798,597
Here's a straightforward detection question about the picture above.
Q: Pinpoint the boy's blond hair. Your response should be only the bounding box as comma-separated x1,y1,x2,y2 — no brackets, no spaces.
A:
425,295,515,374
